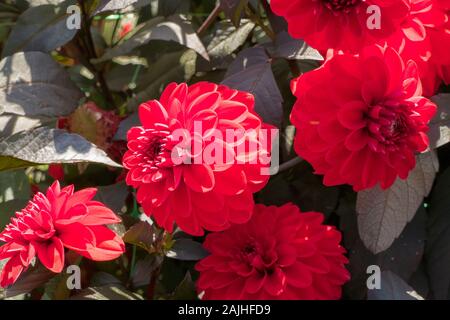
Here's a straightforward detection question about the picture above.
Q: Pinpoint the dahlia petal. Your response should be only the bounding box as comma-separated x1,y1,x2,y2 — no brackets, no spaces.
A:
244,271,267,294
139,100,169,129
403,60,422,97
264,267,286,296
337,101,367,130
189,109,218,138
0,254,25,288
80,226,125,261
345,129,369,151
183,164,215,193
159,82,179,109
302,255,331,274
57,203,88,224
65,188,97,210
403,18,427,41
196,206,229,231
81,205,121,225
213,166,247,196
34,237,64,273
284,262,313,288
276,244,297,267
58,222,95,251
170,184,192,218
188,92,220,118
19,242,35,266
176,213,204,236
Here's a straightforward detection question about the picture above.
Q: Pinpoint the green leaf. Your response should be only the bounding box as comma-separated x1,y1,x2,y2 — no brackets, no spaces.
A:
94,181,128,214
367,271,424,300
70,285,144,300
0,51,82,136
92,0,138,15
356,151,438,254
266,31,323,61
123,221,155,252
219,0,249,27
204,19,255,68
0,169,30,202
170,272,197,300
150,0,191,17
131,255,163,287
342,205,426,299
0,127,121,171
90,272,122,287
166,238,208,261
126,49,197,111
96,15,208,62
113,112,139,141
5,263,55,298
41,272,71,300
222,47,283,126
0,199,29,229
2,1,78,58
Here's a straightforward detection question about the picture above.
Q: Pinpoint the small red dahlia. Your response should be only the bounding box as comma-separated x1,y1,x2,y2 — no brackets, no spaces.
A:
195,203,349,300
270,0,409,52
290,45,437,191
0,181,125,287
123,82,272,236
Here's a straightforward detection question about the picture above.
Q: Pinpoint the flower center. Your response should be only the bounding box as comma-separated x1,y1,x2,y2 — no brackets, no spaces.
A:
322,0,361,11
239,240,276,273
138,127,175,168
366,101,414,153
145,136,163,160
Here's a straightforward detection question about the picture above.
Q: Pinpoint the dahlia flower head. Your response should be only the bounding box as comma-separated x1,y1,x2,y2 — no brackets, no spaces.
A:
0,181,125,287
290,45,437,191
380,0,448,96
123,82,272,236
270,0,409,52
429,0,450,85
195,203,350,300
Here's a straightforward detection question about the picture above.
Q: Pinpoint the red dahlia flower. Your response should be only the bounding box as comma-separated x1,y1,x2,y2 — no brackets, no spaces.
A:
195,203,349,300
429,0,450,85
270,0,409,52
381,0,448,96
290,45,437,191
123,82,272,236
0,181,125,287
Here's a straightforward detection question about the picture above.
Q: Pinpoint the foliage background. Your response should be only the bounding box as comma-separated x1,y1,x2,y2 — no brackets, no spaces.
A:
0,0,449,300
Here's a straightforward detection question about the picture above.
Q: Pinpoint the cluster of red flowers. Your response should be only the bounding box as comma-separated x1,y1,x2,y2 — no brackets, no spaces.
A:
123,82,350,299
272,0,443,191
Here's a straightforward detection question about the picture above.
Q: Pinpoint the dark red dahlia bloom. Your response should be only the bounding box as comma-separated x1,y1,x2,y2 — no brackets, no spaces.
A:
0,181,125,287
381,0,448,96
195,203,349,300
429,0,450,85
123,82,272,236
290,45,436,191
270,0,409,52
